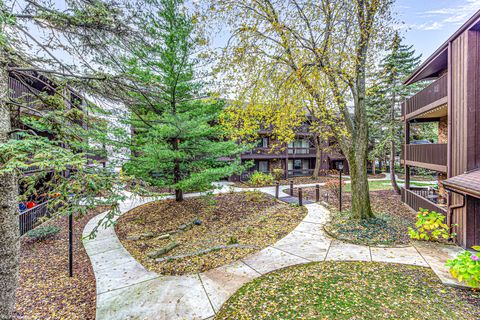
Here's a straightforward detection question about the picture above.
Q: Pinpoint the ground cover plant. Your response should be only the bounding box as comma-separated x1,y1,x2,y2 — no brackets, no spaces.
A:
447,246,480,288
15,206,110,320
290,184,416,246
116,192,306,275
216,261,480,320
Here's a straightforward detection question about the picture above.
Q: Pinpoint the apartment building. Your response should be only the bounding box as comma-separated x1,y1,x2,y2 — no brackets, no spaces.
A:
401,10,480,248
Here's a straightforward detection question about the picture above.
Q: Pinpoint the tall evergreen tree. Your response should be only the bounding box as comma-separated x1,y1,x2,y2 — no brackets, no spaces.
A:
122,0,245,201
368,32,422,194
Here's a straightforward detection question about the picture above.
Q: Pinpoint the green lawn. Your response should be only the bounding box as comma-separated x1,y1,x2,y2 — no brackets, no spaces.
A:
343,180,437,193
344,180,393,192
216,262,479,320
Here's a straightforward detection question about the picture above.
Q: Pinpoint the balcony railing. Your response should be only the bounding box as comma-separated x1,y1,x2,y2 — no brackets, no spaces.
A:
401,143,447,171
287,169,314,177
401,187,447,215
402,73,447,118
19,201,52,236
242,147,316,158
288,147,315,155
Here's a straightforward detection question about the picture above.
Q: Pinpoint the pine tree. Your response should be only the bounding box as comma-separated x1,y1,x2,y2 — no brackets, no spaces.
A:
368,32,423,194
122,0,245,201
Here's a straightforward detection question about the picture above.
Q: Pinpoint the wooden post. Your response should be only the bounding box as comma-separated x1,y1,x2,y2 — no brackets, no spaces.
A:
290,180,294,196
298,188,303,206
275,182,279,199
315,184,320,202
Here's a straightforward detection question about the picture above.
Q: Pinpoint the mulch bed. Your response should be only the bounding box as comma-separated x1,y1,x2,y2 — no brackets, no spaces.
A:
216,261,480,319
290,187,416,246
116,191,307,275
15,205,110,320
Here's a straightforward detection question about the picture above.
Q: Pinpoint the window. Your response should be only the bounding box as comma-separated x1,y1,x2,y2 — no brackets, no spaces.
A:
257,137,268,148
258,161,269,173
288,139,310,154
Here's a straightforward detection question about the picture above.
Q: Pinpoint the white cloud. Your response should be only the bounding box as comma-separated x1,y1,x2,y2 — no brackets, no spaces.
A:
414,0,480,30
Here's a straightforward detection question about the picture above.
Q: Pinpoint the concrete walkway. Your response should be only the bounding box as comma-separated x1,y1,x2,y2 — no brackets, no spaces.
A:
83,183,466,320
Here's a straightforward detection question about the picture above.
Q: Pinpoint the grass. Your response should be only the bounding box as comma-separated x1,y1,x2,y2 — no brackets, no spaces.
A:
344,179,393,192
341,179,437,193
116,191,307,275
216,261,480,320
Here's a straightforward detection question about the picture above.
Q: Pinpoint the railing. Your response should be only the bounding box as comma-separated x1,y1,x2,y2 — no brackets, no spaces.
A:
243,147,279,155
19,201,52,236
401,144,447,167
401,187,447,215
288,147,316,155
242,147,316,157
287,169,314,177
9,77,42,109
402,73,447,117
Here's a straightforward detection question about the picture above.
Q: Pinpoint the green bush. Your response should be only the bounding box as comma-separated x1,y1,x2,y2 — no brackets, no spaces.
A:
26,225,61,241
272,168,284,181
408,208,452,241
248,171,274,187
446,246,480,287
245,190,265,203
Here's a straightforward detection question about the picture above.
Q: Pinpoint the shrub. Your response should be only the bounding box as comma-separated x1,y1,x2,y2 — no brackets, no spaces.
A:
248,171,274,187
227,236,238,245
446,246,480,287
245,190,265,203
26,225,61,241
272,168,284,181
324,179,346,197
408,208,452,241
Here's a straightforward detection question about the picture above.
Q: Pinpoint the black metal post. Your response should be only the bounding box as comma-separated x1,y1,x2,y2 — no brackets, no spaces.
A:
298,188,303,206
275,182,279,199
69,213,73,277
315,184,320,202
339,169,343,212
290,180,294,196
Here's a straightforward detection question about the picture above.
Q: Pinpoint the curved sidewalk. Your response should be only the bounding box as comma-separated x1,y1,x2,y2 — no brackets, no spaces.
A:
83,184,465,320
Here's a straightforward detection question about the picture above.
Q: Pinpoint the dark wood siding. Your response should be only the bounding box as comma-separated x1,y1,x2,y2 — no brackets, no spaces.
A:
450,29,480,247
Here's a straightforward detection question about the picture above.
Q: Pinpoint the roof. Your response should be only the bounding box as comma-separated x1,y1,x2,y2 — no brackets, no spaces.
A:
404,9,480,85
443,169,480,198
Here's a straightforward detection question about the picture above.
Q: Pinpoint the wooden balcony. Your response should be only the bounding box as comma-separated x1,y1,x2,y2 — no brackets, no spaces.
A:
241,147,316,159
402,73,447,120
401,187,447,215
401,143,447,172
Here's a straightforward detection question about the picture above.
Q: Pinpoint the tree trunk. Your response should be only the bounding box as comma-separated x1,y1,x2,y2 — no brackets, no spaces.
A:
172,138,183,201
312,135,322,178
347,147,374,220
390,140,400,195
372,158,376,175
389,89,401,195
0,63,20,319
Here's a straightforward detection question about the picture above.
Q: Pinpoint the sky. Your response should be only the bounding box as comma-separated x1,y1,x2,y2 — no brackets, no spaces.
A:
395,0,480,60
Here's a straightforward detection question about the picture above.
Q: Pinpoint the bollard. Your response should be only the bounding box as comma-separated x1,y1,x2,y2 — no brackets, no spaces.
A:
290,180,294,196
315,184,320,202
298,188,303,206
275,182,279,199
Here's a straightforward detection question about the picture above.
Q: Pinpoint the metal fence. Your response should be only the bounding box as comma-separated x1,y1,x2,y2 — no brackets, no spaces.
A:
19,201,52,236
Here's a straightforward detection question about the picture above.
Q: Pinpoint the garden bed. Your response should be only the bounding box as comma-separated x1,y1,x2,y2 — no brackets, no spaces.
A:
15,206,110,320
216,261,480,319
290,185,416,246
116,191,307,275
